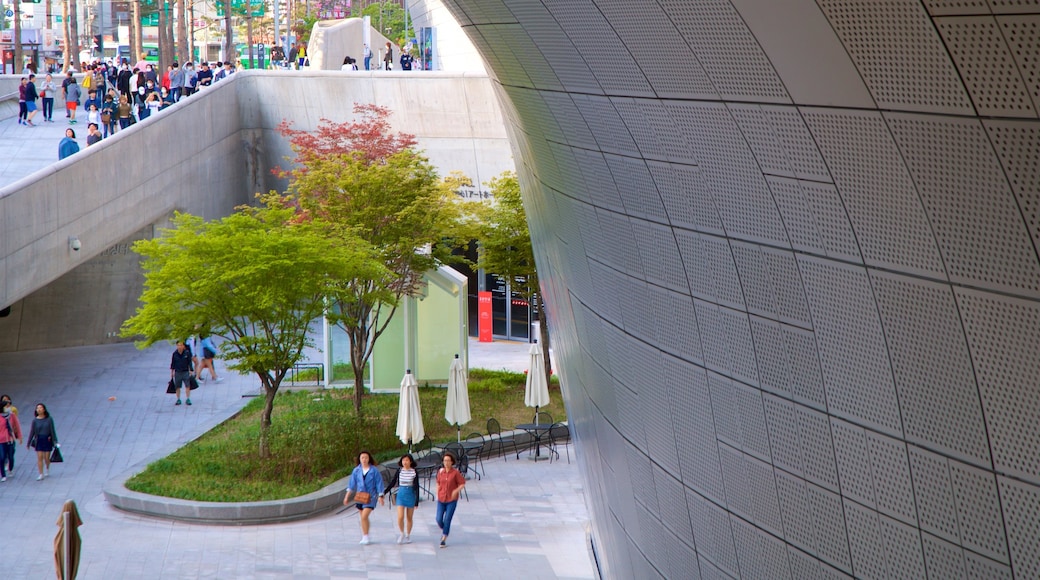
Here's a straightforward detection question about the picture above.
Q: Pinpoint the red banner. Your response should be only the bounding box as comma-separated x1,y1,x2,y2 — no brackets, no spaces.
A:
478,291,493,342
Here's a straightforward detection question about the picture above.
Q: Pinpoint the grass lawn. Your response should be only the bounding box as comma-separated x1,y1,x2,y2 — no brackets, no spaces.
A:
125,369,566,502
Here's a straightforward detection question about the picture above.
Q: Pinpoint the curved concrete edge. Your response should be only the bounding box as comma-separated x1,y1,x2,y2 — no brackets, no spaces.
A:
104,472,350,525
102,395,351,525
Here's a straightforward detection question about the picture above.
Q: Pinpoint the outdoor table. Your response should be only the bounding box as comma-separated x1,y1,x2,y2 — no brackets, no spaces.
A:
515,423,553,461
456,441,484,479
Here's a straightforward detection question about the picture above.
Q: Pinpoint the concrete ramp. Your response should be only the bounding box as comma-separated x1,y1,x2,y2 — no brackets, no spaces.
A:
0,70,512,351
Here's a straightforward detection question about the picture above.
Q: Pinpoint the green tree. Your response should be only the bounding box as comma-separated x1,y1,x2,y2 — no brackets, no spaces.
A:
279,106,464,413
468,172,552,383
121,196,385,456
357,1,408,45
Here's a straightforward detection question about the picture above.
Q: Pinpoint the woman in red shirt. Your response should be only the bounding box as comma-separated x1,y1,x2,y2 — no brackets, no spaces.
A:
435,452,466,548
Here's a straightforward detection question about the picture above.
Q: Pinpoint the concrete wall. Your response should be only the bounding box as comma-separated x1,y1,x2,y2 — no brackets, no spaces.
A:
0,70,513,351
307,18,398,72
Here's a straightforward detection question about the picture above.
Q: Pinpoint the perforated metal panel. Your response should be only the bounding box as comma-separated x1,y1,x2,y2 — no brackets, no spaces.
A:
998,14,1040,110
452,1,1040,578
996,476,1040,579
957,289,1040,483
652,163,725,234
777,469,814,549
984,119,1040,252
731,516,792,579
765,394,804,476
908,447,961,543
887,114,1040,295
921,532,968,579
844,499,887,580
935,15,1036,117
670,102,791,245
866,432,917,525
871,272,990,464
831,419,878,507
964,551,1013,580
800,259,902,434
668,358,725,503
627,219,688,292
801,108,944,276
808,483,853,572
817,0,975,114
880,515,927,578
688,490,740,576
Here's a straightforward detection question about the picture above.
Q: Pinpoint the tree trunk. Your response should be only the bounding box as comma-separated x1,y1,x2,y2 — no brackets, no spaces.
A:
351,335,366,414
538,294,552,386
14,1,22,74
176,0,188,64
130,1,140,64
223,0,233,63
62,0,70,72
259,377,276,458
68,0,79,67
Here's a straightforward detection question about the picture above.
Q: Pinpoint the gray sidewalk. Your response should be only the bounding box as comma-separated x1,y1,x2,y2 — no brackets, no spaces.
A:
0,106,95,187
0,337,589,579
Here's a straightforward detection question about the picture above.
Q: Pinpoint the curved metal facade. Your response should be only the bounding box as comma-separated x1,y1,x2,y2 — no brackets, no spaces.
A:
440,1,1040,578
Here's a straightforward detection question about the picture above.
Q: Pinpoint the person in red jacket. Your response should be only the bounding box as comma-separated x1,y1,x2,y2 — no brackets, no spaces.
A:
435,452,466,548
0,398,23,481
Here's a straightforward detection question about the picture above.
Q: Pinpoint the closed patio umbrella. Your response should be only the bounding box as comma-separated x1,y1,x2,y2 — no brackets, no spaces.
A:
525,343,551,423
396,369,425,452
54,499,83,580
445,354,471,442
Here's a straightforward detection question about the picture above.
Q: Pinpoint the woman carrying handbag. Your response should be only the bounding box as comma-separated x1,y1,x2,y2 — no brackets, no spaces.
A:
343,451,385,544
27,403,58,481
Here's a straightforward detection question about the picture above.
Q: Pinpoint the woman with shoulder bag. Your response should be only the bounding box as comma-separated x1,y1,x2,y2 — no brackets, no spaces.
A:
343,451,385,544
385,454,420,544
27,403,58,481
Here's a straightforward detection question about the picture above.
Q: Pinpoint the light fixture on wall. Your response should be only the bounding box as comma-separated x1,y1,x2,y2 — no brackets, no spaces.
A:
69,236,81,252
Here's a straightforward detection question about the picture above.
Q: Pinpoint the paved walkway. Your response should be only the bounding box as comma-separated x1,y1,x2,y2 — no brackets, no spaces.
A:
0,106,97,188
0,338,590,579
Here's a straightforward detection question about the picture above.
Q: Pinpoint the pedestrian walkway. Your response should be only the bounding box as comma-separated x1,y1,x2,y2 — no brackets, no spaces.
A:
0,337,590,579
0,106,90,187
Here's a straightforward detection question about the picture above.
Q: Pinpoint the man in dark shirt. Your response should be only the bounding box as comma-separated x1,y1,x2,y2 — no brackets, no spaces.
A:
196,62,213,88
169,340,196,406
400,53,413,71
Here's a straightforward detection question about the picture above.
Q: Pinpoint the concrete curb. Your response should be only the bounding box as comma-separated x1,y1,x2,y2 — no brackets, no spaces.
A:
104,415,565,525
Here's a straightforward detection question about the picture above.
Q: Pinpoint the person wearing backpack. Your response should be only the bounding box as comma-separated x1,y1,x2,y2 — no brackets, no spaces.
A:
0,398,24,481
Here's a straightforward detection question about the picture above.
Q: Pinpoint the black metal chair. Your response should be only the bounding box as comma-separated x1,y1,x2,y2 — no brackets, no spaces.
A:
415,450,442,500
465,432,487,477
487,418,518,460
534,411,554,425
548,422,571,464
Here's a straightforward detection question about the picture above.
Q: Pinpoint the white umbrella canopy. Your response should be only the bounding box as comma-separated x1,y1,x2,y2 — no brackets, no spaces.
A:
445,354,472,442
525,343,551,421
396,370,425,451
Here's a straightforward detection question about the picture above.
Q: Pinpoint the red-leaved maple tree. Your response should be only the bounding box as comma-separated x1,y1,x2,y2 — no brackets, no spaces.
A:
275,103,462,414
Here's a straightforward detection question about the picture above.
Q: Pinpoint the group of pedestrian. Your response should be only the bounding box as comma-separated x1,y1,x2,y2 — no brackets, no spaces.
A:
169,336,223,407
344,450,466,548
0,395,61,482
343,43,418,73
39,56,238,159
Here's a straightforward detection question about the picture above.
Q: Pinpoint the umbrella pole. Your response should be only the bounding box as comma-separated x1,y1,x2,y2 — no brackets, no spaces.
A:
535,405,540,425
457,425,461,442
63,510,70,580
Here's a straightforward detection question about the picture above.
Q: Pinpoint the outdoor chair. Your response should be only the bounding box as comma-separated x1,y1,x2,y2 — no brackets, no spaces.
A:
547,422,571,464
534,411,554,425
415,450,442,500
487,418,519,460
415,435,433,458
465,432,487,477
